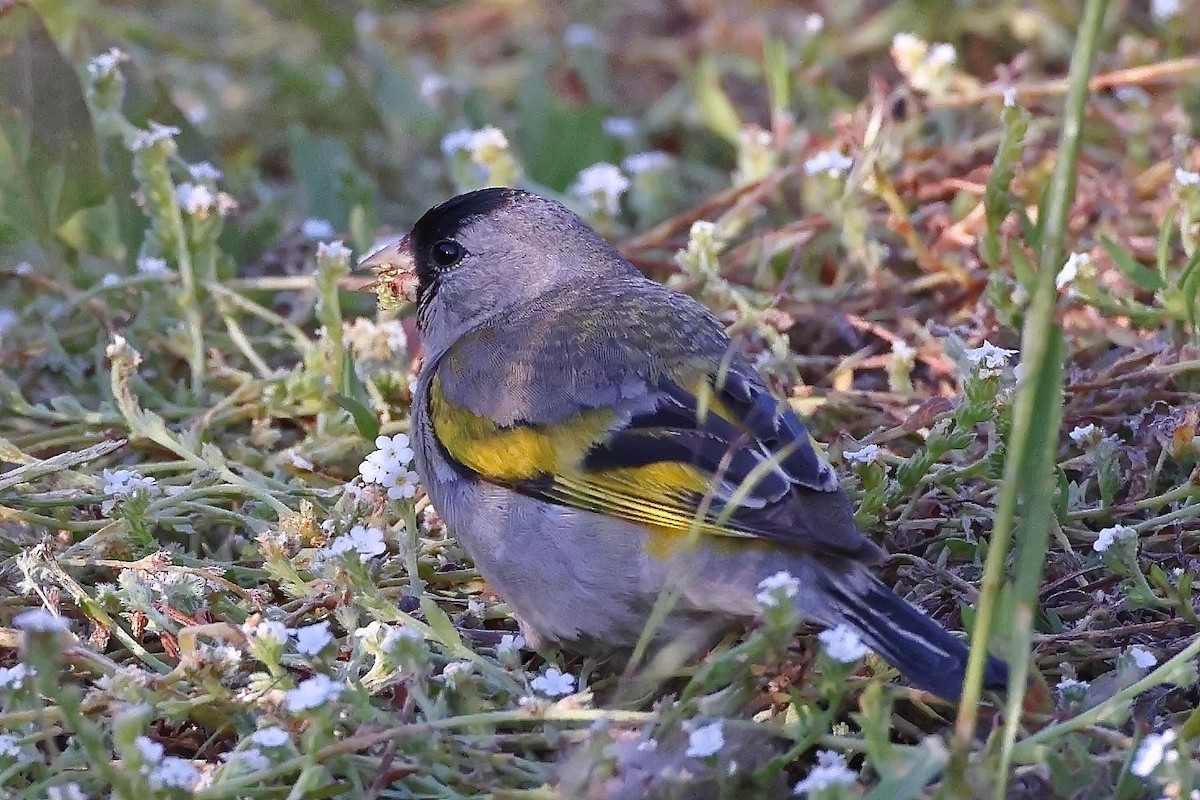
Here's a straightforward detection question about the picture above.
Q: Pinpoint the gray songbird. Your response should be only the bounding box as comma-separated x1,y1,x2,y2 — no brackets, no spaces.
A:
359,187,1007,700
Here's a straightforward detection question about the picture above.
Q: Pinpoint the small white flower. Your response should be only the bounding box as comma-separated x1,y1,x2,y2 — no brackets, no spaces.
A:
13,609,69,632
0,734,20,758
497,633,525,658
293,621,334,656
135,735,165,763
564,23,600,49
101,273,121,288
804,149,853,178
891,340,916,366
376,434,415,465
1003,86,1018,107
419,72,451,104
284,674,343,711
1152,0,1181,21
1131,729,1178,777
0,307,17,334
187,161,223,182
441,660,474,689
15,261,32,275
684,721,724,759
244,619,291,646
1057,251,1091,290
1055,677,1088,695
87,47,127,78
571,163,630,216
1129,646,1158,669
843,444,883,465
136,256,169,275
128,122,180,152
636,737,658,753
221,747,270,771
1068,423,1098,444
756,570,800,608
379,320,407,353
804,13,824,33
623,151,674,175
963,341,1017,377
301,218,335,239
1093,525,1135,553
326,524,387,562
249,727,290,748
146,757,201,790
927,43,957,68
0,664,34,690
602,117,638,140
46,782,86,800
316,240,351,262
101,468,159,515
175,182,216,217
440,125,509,159
531,667,576,697
793,750,857,795
818,624,869,663
1176,167,1200,187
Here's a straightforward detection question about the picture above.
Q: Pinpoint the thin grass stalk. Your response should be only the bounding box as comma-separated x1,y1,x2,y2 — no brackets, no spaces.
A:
948,0,1110,792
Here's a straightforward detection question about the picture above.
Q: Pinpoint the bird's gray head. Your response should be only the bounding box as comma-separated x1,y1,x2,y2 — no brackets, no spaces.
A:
360,188,636,356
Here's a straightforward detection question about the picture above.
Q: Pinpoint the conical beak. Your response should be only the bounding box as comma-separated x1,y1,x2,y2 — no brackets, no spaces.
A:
356,233,417,307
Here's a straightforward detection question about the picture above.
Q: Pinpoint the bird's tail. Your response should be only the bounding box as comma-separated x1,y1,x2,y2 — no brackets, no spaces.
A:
821,572,1008,701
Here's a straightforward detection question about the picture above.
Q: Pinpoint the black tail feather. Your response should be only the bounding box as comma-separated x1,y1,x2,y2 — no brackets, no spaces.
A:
825,575,1007,701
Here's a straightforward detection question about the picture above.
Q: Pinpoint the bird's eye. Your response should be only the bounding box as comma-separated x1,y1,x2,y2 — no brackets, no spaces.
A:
431,238,464,267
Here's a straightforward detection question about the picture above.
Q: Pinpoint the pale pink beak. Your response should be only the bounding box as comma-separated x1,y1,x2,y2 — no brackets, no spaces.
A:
356,233,417,304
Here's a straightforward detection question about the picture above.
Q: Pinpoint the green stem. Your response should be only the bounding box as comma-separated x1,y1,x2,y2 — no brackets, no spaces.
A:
949,1,1109,795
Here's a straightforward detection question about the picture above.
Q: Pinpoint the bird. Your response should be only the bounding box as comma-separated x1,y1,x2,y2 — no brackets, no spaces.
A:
358,186,1008,701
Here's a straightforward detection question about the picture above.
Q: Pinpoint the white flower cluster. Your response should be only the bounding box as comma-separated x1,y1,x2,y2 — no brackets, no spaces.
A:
1131,728,1178,777
890,33,957,95
963,340,1017,378
756,570,800,608
316,240,351,262
137,735,201,791
793,749,857,795
1177,167,1200,187
1068,423,1099,445
684,721,724,759
358,434,420,500
0,734,21,758
602,117,638,140
136,256,169,275
803,149,853,178
101,468,160,515
302,218,336,239
0,307,17,335
250,727,290,748
571,162,630,216
1093,525,1135,553
343,317,408,361
87,47,127,79
128,122,181,153
0,663,34,690
818,624,869,663
285,674,343,712
441,125,510,162
1152,0,1181,22
322,524,387,563
188,161,222,182
14,608,69,632
623,151,673,175
175,182,237,219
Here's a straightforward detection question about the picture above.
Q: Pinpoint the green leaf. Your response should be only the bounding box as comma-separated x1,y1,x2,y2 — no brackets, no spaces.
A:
1100,236,1164,291
692,56,742,144
420,595,464,651
331,391,379,442
862,738,949,800
0,8,108,258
